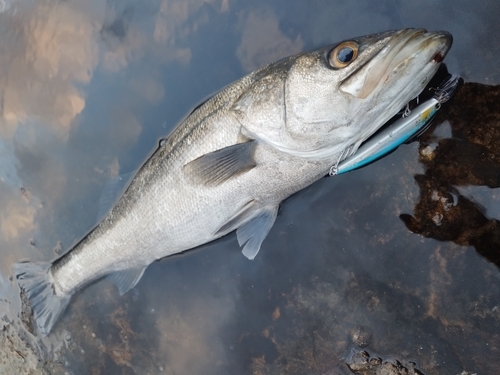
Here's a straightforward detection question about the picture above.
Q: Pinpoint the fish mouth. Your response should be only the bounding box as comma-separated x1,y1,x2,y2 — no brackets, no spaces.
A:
340,28,453,99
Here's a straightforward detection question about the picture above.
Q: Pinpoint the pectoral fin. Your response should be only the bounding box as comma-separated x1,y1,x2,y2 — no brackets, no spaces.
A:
108,266,147,295
184,141,256,186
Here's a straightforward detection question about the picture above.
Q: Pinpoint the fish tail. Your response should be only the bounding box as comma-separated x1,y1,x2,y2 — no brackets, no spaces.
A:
14,261,71,336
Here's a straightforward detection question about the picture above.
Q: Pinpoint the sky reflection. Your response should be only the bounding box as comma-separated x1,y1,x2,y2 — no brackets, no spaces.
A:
0,0,499,374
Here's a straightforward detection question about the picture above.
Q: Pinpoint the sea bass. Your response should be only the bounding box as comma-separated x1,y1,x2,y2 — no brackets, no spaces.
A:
14,28,452,336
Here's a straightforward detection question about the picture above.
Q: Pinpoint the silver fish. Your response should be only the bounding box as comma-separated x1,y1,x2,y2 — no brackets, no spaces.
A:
14,28,452,336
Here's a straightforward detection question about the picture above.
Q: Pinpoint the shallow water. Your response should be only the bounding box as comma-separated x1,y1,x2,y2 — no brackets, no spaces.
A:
0,0,499,374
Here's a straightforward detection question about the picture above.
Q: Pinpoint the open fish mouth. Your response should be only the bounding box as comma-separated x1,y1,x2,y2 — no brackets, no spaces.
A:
331,68,461,176
394,63,454,117
385,68,460,135
328,27,455,176
393,31,453,127
337,28,453,151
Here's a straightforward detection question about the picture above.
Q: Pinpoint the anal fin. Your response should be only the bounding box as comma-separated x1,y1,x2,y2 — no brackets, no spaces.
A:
108,266,147,295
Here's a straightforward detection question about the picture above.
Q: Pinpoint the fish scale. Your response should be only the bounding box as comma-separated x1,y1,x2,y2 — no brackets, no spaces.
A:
14,28,452,336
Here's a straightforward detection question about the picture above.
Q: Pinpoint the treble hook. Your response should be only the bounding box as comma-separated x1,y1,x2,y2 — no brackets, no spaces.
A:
329,145,354,176
428,77,457,103
402,102,411,118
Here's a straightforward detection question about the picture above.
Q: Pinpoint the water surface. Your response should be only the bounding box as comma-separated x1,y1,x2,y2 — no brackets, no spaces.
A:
0,0,499,374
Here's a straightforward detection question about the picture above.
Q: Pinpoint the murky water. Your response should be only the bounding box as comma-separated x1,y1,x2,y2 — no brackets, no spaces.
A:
0,0,499,374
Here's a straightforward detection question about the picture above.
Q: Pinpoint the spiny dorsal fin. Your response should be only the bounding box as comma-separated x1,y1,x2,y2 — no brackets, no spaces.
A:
183,141,256,186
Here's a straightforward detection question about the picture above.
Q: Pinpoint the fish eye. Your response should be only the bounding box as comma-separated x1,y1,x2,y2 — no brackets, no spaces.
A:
329,41,359,69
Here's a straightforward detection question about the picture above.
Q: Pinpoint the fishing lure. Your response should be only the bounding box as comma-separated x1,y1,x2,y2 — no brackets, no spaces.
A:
330,74,460,175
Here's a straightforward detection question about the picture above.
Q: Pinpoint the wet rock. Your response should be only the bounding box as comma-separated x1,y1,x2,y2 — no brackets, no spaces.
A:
347,350,370,371
19,288,35,335
352,326,372,347
0,319,65,375
346,349,424,375
401,83,500,267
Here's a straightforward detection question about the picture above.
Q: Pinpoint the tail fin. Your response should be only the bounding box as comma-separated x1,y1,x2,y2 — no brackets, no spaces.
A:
14,261,71,336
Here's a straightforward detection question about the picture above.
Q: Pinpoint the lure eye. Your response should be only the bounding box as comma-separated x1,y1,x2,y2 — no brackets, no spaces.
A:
329,41,359,68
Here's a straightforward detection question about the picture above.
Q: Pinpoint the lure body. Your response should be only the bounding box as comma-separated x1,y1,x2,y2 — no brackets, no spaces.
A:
334,74,460,175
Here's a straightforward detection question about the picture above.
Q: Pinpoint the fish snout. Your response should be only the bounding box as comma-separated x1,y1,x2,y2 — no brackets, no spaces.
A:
429,31,453,62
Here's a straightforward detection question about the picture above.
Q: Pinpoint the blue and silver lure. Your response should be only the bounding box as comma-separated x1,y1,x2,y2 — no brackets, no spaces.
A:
331,74,460,175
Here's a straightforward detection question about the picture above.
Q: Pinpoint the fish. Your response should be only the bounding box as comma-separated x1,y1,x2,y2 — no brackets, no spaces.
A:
333,74,461,175
14,28,453,336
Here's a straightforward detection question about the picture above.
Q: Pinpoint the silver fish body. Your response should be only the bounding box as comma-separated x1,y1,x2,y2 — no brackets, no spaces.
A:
14,28,452,336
